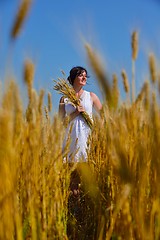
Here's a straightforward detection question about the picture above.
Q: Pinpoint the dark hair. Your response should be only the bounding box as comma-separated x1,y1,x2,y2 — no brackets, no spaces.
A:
67,66,89,85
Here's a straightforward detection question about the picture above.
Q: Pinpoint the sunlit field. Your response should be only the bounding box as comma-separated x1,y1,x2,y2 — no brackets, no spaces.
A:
1,1,160,239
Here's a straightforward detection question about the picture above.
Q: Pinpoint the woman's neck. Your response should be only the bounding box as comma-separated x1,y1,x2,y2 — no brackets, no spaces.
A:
73,87,84,98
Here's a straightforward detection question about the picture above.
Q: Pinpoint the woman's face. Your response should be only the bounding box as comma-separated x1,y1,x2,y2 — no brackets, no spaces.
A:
73,70,87,87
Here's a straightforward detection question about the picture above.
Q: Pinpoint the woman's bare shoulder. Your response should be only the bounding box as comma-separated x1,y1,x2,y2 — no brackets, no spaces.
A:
90,92,98,99
90,92,102,111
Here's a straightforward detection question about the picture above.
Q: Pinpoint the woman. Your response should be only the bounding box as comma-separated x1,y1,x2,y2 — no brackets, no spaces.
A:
59,66,102,163
59,66,102,238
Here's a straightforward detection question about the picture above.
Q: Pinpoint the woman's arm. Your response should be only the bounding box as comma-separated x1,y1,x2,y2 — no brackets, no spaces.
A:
58,96,84,122
58,96,65,119
90,92,102,112
69,105,85,121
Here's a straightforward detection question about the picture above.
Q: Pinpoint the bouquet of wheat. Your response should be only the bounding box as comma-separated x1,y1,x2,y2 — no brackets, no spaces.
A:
53,78,93,129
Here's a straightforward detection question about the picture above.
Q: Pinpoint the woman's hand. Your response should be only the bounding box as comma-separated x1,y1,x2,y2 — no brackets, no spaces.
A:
59,96,86,123
76,104,85,113
68,104,85,122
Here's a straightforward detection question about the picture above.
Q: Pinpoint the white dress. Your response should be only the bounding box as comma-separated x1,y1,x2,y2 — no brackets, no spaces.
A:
63,90,93,162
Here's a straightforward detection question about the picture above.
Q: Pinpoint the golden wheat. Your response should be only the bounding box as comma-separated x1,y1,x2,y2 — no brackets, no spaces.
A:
2,4,160,238
121,69,129,93
131,31,138,103
11,0,32,39
131,31,138,61
149,53,157,84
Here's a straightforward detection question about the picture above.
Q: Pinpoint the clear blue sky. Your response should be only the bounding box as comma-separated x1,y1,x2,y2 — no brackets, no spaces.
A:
0,0,160,112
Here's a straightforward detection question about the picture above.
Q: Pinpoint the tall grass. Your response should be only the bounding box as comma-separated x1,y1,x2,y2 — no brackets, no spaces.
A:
1,2,160,239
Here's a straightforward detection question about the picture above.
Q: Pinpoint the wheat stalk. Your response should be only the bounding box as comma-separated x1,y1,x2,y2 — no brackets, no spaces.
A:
121,70,129,94
47,92,52,112
149,53,157,84
131,31,138,61
11,0,32,40
112,73,119,109
131,31,138,103
53,78,93,129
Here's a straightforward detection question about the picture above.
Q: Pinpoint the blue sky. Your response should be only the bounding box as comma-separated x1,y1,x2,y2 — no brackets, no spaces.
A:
0,0,160,112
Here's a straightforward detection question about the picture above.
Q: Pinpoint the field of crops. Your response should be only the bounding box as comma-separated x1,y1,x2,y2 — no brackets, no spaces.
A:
1,1,160,239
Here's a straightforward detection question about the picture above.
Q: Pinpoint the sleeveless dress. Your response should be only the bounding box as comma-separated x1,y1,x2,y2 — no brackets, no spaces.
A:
63,90,93,162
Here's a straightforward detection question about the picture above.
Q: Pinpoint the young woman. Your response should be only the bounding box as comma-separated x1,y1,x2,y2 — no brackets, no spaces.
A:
59,66,102,163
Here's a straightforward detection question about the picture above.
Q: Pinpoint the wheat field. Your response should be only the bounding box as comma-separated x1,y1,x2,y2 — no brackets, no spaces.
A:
1,1,160,239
